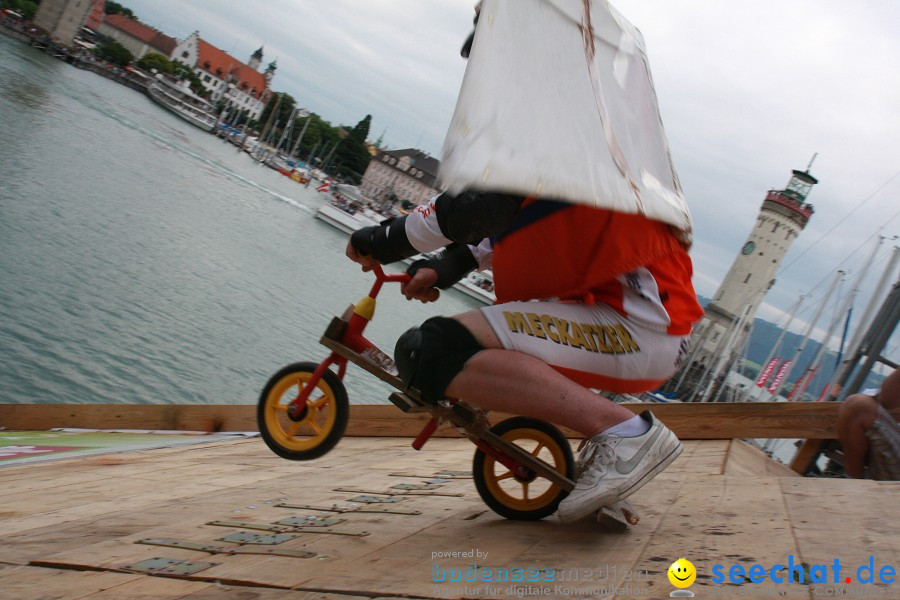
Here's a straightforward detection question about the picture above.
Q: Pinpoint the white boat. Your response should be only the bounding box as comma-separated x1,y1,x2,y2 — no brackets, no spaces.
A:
147,76,217,132
314,200,383,235
456,270,495,304
314,200,496,305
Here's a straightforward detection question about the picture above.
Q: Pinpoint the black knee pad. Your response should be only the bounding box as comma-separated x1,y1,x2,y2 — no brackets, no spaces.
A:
394,317,484,404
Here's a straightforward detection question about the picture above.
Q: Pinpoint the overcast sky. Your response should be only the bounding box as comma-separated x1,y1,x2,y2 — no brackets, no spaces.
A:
123,0,900,359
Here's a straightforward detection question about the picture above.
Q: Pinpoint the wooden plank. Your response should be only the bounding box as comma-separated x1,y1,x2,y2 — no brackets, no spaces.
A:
7,402,898,439
724,439,800,477
789,438,826,474
5,435,892,600
626,475,810,599
16,438,482,591
781,477,899,594
0,403,258,432
300,473,687,599
0,564,151,600
664,440,731,475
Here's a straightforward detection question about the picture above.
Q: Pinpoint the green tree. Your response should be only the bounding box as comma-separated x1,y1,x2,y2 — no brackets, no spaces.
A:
333,115,373,183
351,114,371,142
93,41,134,67
2,0,38,20
104,1,137,20
170,60,210,98
136,52,173,75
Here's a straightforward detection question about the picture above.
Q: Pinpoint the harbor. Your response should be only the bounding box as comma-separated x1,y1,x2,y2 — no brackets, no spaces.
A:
0,33,481,414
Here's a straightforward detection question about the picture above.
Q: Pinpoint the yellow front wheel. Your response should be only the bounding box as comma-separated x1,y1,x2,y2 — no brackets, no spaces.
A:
473,417,575,521
257,362,348,460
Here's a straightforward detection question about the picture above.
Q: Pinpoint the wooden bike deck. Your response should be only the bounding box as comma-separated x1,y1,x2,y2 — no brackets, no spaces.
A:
1,433,896,599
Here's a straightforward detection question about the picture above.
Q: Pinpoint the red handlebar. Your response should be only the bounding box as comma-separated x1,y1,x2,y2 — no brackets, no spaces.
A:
367,264,411,298
372,264,411,284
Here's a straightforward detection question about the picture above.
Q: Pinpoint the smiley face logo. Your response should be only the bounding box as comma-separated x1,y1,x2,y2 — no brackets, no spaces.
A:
668,558,697,588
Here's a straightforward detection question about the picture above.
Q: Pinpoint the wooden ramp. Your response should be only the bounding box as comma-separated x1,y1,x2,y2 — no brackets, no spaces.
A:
1,435,897,599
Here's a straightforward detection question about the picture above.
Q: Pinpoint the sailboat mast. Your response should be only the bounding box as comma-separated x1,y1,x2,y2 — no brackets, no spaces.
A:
800,236,884,400
290,114,311,161
276,107,297,153
700,298,756,401
827,243,900,397
768,270,844,399
758,293,807,388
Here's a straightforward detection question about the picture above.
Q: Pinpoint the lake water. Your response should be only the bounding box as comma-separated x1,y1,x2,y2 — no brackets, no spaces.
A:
0,35,480,406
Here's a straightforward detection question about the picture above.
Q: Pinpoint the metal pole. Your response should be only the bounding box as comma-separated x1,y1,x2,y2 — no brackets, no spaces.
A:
275,107,297,154
757,294,806,390
306,141,320,166
829,244,900,395
768,270,845,399
290,116,311,161
804,237,884,400
692,312,742,402
704,300,754,402
840,279,900,398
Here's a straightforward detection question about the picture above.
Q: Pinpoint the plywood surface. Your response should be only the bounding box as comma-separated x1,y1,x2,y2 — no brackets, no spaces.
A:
1,435,896,599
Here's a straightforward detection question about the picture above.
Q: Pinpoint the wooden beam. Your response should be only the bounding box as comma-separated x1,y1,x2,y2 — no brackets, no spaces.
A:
0,404,257,433
788,439,827,474
4,402,896,440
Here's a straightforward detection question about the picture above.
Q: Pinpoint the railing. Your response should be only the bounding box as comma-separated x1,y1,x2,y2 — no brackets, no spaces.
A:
764,190,814,219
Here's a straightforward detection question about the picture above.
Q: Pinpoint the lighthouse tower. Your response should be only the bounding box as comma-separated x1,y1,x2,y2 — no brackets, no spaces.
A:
669,164,817,400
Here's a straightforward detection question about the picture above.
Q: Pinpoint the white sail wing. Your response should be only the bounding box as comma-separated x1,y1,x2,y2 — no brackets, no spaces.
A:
439,0,691,239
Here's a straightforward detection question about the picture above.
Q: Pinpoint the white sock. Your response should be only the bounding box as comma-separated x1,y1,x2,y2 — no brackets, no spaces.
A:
600,414,650,438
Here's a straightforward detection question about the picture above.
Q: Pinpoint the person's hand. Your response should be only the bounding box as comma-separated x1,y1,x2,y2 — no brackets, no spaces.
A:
401,267,440,303
345,239,378,272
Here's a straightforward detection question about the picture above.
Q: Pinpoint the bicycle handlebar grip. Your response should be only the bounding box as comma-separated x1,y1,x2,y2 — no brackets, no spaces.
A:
385,273,412,284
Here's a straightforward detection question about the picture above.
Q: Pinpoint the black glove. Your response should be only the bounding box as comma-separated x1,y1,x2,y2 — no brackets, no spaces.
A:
406,243,478,289
349,215,417,264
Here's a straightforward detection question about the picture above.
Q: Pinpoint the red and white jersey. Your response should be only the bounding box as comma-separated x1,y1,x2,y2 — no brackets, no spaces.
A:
399,197,702,336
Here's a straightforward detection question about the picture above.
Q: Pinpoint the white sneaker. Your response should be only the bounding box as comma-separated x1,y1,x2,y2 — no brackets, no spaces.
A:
557,411,681,524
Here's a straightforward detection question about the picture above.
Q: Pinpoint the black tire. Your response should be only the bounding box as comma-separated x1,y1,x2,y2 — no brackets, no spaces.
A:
257,361,349,460
472,417,575,521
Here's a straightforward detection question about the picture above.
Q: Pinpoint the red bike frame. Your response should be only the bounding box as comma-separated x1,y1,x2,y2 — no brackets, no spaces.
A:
286,265,408,420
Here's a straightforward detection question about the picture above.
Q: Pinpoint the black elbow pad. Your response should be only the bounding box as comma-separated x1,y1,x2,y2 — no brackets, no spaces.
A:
435,191,525,243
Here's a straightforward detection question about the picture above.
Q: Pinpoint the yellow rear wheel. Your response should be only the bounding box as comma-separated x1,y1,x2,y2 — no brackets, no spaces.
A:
473,417,575,520
257,362,348,460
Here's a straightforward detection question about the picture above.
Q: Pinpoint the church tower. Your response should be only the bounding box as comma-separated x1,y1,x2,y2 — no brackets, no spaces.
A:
248,46,264,71
667,163,818,401
264,60,277,86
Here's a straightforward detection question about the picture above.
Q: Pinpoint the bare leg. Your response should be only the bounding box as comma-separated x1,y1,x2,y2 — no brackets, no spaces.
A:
444,310,635,437
837,394,878,478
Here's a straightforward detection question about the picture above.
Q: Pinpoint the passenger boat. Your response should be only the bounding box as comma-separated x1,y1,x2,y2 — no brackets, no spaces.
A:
146,75,217,132
313,198,382,235
457,269,495,304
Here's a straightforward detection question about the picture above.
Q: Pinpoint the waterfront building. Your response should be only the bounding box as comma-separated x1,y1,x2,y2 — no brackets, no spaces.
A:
667,164,817,401
33,0,92,46
170,32,274,121
96,14,177,60
83,0,104,31
359,149,440,207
